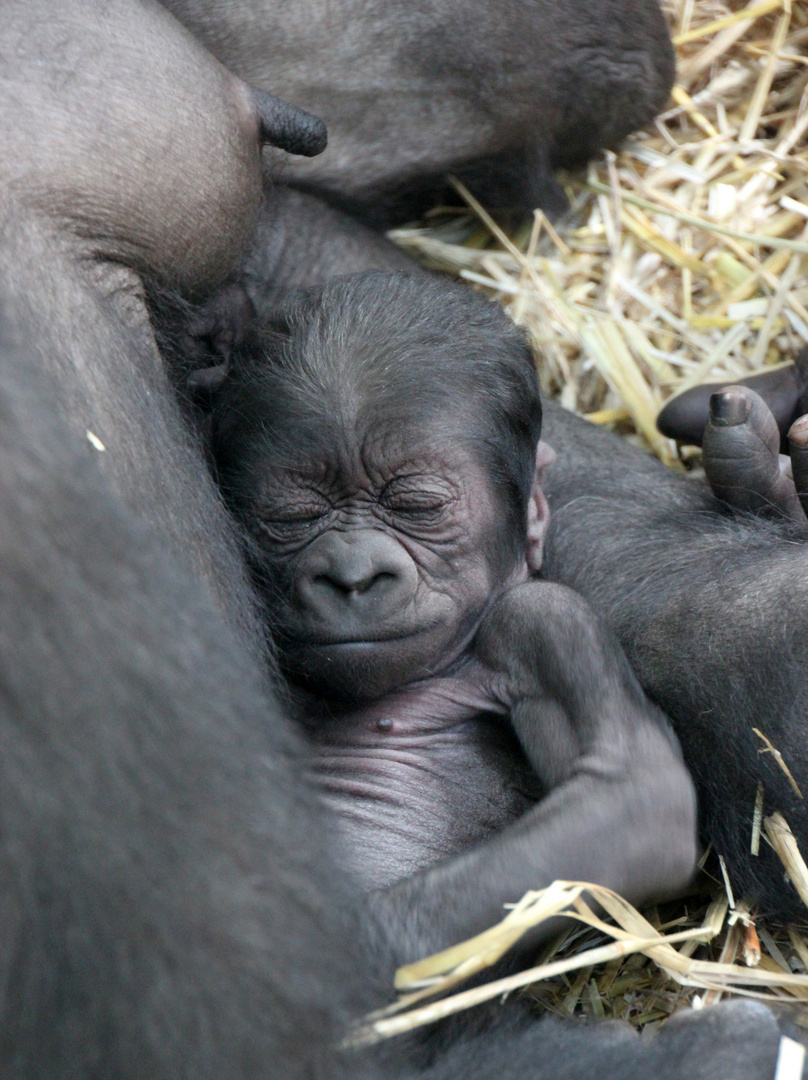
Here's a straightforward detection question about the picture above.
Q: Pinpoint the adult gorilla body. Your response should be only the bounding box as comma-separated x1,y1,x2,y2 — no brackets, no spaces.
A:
161,0,675,223
0,0,804,1078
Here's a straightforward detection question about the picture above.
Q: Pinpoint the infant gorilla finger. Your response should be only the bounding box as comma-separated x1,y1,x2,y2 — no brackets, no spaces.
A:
788,413,808,520
702,386,805,523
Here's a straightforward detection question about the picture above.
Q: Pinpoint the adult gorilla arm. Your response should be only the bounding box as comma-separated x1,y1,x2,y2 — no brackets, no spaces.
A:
0,0,322,653
0,213,373,1080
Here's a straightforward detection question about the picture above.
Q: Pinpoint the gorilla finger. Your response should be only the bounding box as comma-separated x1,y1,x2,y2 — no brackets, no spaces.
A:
702,386,805,522
185,282,255,365
788,413,808,521
657,357,808,448
251,87,327,157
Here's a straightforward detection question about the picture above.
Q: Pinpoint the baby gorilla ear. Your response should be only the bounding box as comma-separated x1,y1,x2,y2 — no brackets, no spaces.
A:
526,440,556,572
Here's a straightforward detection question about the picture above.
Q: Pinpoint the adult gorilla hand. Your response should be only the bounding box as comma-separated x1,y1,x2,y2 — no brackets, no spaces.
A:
702,385,808,526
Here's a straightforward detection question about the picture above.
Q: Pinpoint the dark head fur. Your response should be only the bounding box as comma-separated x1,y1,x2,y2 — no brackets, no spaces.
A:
211,271,542,538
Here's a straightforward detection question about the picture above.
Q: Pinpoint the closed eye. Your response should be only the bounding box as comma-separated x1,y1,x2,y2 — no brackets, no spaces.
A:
253,506,331,545
378,488,456,535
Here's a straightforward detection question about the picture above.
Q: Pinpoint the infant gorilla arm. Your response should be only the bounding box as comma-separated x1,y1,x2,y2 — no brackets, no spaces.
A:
202,271,697,961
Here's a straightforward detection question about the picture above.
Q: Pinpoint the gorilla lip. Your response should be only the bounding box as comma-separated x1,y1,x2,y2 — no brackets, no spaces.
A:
284,627,435,647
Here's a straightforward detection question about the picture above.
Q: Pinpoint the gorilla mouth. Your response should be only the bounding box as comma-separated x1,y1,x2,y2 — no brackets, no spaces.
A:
282,624,442,648
302,632,423,646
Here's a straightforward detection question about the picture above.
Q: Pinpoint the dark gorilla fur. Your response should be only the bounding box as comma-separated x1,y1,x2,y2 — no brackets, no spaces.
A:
2,256,791,1080
162,0,676,225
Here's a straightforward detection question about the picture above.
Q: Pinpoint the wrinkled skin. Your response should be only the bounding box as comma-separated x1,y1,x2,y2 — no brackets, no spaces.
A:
184,251,804,1075
0,231,796,1080
160,0,674,223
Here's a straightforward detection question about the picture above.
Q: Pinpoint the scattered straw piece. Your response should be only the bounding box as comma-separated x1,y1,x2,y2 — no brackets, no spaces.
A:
718,854,737,910
754,728,804,799
787,926,808,973
743,921,762,968
764,813,808,911
752,782,765,856
672,0,783,47
352,880,808,1045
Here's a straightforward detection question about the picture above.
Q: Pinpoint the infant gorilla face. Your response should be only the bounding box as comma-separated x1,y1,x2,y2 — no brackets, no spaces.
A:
206,271,546,700
229,412,525,700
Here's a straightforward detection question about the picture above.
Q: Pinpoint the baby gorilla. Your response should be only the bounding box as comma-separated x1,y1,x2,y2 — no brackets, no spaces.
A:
203,271,697,914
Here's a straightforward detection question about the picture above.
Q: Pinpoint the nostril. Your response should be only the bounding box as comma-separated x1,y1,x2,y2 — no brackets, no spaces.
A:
313,574,352,599
314,570,397,599
355,571,396,596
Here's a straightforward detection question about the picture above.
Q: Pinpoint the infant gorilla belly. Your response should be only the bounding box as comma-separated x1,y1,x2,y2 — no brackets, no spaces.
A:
305,686,542,890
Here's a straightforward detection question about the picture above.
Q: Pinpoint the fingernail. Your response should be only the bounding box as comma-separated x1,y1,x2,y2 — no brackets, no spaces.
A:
788,414,808,449
710,388,750,426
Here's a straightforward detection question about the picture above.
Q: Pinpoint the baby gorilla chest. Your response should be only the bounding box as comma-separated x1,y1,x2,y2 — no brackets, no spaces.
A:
309,716,541,890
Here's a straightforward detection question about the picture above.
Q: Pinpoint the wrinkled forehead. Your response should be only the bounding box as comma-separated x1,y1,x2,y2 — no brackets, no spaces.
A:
242,374,488,471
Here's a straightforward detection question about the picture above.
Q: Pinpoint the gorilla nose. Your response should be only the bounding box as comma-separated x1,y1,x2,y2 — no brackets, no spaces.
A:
296,530,417,621
318,565,395,598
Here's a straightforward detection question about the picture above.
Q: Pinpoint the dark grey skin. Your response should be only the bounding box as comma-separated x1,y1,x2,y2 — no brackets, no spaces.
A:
657,348,808,450
160,0,674,224
182,188,415,367
205,273,697,909
702,384,808,522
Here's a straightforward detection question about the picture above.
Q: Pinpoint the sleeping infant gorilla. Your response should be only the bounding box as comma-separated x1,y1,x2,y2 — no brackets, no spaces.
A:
198,271,697,917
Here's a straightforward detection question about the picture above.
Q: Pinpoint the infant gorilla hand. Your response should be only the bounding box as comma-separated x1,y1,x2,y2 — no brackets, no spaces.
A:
474,580,699,905
702,386,808,526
